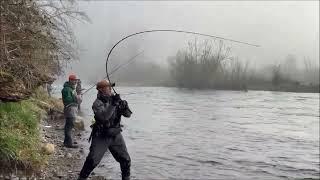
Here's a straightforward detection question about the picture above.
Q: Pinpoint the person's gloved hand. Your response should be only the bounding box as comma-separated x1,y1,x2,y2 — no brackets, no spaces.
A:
118,100,128,110
118,100,132,117
111,94,122,106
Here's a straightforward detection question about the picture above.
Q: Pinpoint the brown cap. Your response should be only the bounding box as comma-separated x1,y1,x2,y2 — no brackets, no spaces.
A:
96,80,115,89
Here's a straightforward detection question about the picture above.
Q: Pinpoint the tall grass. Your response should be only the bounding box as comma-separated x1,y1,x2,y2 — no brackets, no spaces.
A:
0,88,60,172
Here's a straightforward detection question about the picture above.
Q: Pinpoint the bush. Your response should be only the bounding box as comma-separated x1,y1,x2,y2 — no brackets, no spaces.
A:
169,39,250,90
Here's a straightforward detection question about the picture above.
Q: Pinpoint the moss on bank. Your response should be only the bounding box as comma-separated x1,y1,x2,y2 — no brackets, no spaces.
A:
0,88,62,173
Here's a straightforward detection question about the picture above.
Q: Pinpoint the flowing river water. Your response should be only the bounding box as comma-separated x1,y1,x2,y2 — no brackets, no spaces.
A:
57,86,319,179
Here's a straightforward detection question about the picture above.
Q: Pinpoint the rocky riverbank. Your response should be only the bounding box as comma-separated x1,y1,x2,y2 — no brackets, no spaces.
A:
0,110,107,180
40,110,107,180
39,110,84,180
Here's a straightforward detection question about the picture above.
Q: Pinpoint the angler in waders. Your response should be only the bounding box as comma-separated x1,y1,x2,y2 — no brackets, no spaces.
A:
61,74,81,148
78,80,132,180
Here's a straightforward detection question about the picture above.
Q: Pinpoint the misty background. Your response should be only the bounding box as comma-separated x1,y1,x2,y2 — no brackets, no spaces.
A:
58,1,319,87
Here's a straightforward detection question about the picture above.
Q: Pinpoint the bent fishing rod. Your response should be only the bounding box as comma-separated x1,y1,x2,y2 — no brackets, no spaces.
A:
81,50,144,95
105,29,260,94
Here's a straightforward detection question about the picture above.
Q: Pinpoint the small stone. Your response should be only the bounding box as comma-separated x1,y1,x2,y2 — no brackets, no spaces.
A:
66,153,72,158
74,118,85,131
58,174,66,178
68,170,72,173
41,137,47,143
58,154,64,158
55,125,64,130
98,164,105,168
79,149,84,154
53,171,65,178
41,143,55,155
5,176,10,180
91,172,95,175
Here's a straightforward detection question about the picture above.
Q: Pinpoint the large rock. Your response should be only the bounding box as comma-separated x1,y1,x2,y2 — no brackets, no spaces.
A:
74,116,85,131
41,143,55,155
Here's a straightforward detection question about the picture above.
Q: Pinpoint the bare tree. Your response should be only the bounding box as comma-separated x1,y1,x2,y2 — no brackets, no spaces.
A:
169,39,233,89
0,0,89,101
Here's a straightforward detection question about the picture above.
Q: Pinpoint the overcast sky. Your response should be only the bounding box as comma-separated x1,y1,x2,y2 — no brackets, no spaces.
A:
64,1,319,82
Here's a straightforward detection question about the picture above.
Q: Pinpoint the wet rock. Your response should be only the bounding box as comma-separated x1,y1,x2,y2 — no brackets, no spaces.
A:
74,118,85,131
42,143,55,155
55,125,64,130
52,169,57,175
57,173,66,178
98,164,105,168
41,136,47,143
66,153,72,158
58,154,64,158
76,154,81,159
53,170,66,179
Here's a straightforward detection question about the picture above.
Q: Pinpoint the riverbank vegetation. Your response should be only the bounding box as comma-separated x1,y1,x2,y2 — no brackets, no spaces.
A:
0,0,88,101
0,0,85,176
0,87,63,175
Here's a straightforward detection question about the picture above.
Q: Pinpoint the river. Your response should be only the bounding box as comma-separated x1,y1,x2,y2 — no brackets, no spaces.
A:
56,86,319,179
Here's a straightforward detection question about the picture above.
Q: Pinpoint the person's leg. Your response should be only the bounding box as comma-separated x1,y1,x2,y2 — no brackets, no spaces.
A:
64,117,74,146
79,135,111,179
109,134,131,180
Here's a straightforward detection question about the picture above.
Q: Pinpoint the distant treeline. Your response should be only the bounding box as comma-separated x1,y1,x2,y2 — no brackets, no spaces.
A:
168,40,319,92
112,39,319,93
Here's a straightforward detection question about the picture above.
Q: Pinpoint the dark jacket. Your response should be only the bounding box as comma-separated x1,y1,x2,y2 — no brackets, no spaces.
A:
92,93,132,129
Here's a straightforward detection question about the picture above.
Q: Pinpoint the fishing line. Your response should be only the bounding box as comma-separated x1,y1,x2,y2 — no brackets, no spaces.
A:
105,29,260,94
81,50,144,95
